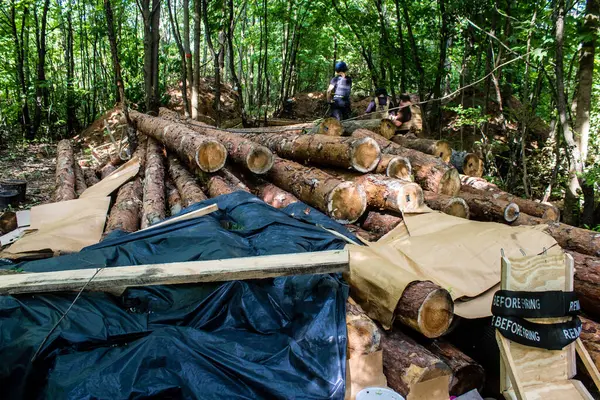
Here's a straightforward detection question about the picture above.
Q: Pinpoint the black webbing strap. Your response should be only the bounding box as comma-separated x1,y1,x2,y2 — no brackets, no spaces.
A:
492,315,581,350
492,290,581,318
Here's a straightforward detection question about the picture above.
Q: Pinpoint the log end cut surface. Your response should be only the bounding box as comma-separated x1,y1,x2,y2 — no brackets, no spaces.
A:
195,140,227,172
443,197,470,219
318,117,343,136
327,181,367,224
396,182,425,213
351,137,381,173
379,119,397,139
438,168,461,196
435,140,453,163
504,202,520,222
396,281,454,338
246,146,275,174
462,153,484,177
387,156,412,181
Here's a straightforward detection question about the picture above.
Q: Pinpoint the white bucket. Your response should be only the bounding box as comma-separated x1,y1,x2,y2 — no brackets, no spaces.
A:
356,387,405,400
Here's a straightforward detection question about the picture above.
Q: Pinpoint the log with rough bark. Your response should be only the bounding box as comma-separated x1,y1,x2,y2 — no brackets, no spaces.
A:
569,251,600,317
167,155,207,208
460,175,560,221
54,139,77,202
266,158,367,224
96,154,124,178
130,110,227,173
241,174,300,209
512,213,600,257
83,168,100,187
424,340,485,396
218,168,251,192
342,119,397,139
104,178,143,235
459,189,520,223
374,154,412,181
73,161,87,196
347,298,382,358
318,117,344,136
579,316,600,372
395,281,454,338
165,177,183,216
352,129,460,196
451,151,484,177
133,133,148,179
381,329,452,397
424,191,470,219
205,175,239,197
158,109,274,174
241,132,382,173
360,211,402,240
141,138,166,229
345,224,380,242
392,136,452,163
99,163,117,179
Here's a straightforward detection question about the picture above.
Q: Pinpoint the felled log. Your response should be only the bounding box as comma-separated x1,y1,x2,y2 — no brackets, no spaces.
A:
567,251,600,317
459,190,520,223
167,155,207,208
104,178,143,235
374,154,412,181
360,211,402,240
381,329,452,397
83,168,100,187
219,168,251,192
395,281,454,338
242,132,382,173
130,110,227,173
245,176,300,209
96,154,124,178
318,117,344,136
451,151,484,177
0,211,17,234
141,138,166,229
159,109,274,174
165,177,183,216
99,163,117,179
512,213,600,257
352,129,460,196
342,119,397,139
424,340,485,396
54,139,76,202
266,158,367,224
579,316,600,371
392,136,452,163
460,175,560,221
347,298,382,358
345,224,380,242
133,133,148,179
73,162,87,196
205,175,239,197
424,191,470,219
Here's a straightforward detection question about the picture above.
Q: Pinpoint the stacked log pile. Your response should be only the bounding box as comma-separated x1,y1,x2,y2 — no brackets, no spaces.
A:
52,110,600,399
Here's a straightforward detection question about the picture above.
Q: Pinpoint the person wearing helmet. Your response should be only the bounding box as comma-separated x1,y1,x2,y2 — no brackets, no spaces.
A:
365,88,395,120
327,61,352,120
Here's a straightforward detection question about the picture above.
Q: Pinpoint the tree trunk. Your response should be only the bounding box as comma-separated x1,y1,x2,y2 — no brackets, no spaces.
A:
83,168,100,187
458,190,520,223
167,0,190,117
568,251,600,317
191,0,201,120
204,175,239,198
54,140,76,202
381,329,452,397
227,0,247,126
33,0,50,136
183,0,192,89
165,177,183,216
341,119,397,139
392,136,452,163
10,3,33,139
424,191,470,219
460,175,560,221
345,225,381,242
360,211,402,240
396,280,454,338
167,154,207,207
141,0,161,114
512,213,600,257
351,129,461,196
265,158,367,224
141,138,166,229
231,170,300,209
241,132,381,173
375,154,412,181
65,7,78,136
579,316,600,374
104,178,143,235
424,340,485,396
73,161,87,197
347,298,382,358
130,111,227,173
133,133,148,178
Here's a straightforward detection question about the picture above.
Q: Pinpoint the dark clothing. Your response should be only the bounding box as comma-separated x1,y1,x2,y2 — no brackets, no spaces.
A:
365,96,395,115
397,103,412,124
329,75,352,120
331,97,351,120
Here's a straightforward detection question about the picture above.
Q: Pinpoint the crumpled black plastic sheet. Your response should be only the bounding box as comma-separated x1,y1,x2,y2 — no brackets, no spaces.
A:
0,191,352,399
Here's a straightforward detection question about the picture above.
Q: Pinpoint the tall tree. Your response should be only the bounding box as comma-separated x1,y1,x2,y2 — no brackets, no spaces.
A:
201,0,224,126
32,0,50,136
139,0,161,114
167,0,190,117
226,0,247,125
191,0,201,120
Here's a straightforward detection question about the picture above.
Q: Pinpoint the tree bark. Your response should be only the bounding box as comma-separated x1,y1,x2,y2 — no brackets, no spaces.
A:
424,340,485,396
165,177,183,216
73,161,87,197
231,170,300,209
341,119,397,139
204,175,239,198
167,0,190,117
579,316,600,373
227,0,247,126
141,138,166,229
54,140,76,202
265,158,367,224
167,154,207,207
9,2,32,139
568,251,600,317
191,0,201,120
133,133,148,179
347,298,382,358
83,168,100,187
351,129,461,196
130,111,227,173
459,190,520,223
345,224,381,242
375,154,412,181
141,0,161,114
392,136,452,163
381,329,452,396
512,213,600,257
424,191,470,219
32,0,50,136
104,178,143,235
158,109,274,174
360,211,402,240
460,175,560,221
65,6,78,136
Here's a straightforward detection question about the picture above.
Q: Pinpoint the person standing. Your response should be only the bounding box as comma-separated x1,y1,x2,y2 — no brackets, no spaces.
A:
365,88,395,120
327,61,352,120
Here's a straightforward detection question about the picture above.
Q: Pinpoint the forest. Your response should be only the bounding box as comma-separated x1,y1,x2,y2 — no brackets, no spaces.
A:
0,0,598,228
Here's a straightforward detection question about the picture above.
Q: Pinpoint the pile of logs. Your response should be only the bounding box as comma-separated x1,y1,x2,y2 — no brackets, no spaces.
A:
53,110,600,398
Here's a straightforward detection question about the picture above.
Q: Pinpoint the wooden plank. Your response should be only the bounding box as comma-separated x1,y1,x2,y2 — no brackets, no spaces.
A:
139,204,218,232
0,250,349,295
575,338,600,392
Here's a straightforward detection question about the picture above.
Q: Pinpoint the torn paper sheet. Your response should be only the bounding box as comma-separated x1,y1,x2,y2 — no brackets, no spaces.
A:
406,375,450,400
345,351,388,400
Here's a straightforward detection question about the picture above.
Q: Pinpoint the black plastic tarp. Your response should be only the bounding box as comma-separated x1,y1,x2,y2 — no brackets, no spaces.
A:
0,191,351,399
